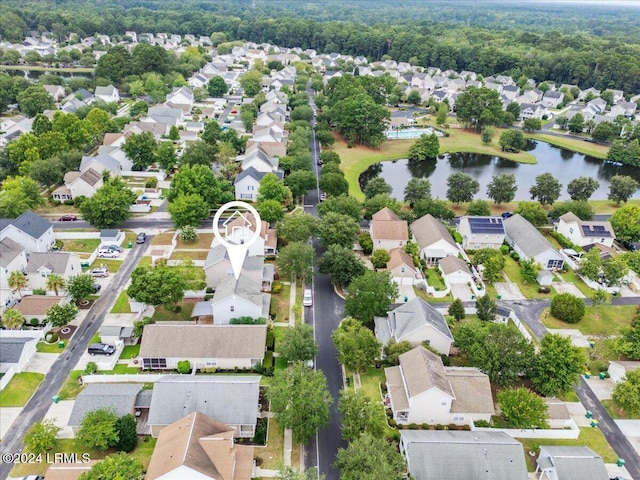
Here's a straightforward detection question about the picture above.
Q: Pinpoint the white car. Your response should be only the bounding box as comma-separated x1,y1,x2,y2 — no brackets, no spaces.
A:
89,268,109,277
98,249,119,258
303,288,313,307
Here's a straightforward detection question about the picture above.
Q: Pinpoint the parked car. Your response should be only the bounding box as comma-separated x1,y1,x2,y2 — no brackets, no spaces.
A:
501,212,513,219
89,268,109,277
136,232,146,244
93,283,102,293
87,343,116,356
317,158,323,165
58,214,77,221
303,288,313,307
319,192,326,202
98,249,119,258
538,286,551,294
102,244,123,252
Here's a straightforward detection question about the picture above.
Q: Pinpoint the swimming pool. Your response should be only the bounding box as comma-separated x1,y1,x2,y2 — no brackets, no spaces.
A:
385,127,443,140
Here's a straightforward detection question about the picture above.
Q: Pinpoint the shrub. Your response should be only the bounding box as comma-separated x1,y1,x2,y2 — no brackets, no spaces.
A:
271,281,283,294
358,232,373,255
84,362,98,374
230,316,267,325
30,318,39,326
266,326,275,350
145,177,158,188
63,199,75,205
74,195,86,207
45,332,59,343
510,251,520,261
177,360,191,374
179,225,198,243
474,419,490,428
33,288,47,295
550,293,586,324
500,245,510,255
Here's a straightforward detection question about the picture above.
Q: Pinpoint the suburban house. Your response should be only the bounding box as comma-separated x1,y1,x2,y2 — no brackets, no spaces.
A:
519,102,546,120
399,430,528,480
386,248,420,287
503,214,564,270
98,325,137,346
67,383,145,433
165,86,195,111
139,324,266,370
458,216,505,250
1,238,28,307
0,334,38,374
25,252,82,291
384,346,494,425
374,299,454,355
244,139,287,159
192,277,271,324
535,446,609,480
94,85,120,103
542,90,565,108
203,244,274,290
556,213,615,248
410,214,460,265
369,207,409,251
438,256,474,285
55,168,103,200
238,147,281,174
147,375,260,438
608,360,640,384
145,411,255,480
43,84,66,102
215,215,277,257
0,211,55,254
79,153,122,177
15,295,66,323
234,167,283,202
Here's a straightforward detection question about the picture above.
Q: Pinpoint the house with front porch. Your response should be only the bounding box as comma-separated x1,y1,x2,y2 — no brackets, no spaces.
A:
503,214,564,270
234,167,283,202
385,346,494,425
25,252,82,291
203,244,274,290
410,214,459,266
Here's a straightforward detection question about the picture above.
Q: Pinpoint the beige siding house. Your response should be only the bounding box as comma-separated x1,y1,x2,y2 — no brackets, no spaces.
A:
370,207,409,251
25,252,83,291
458,216,505,250
387,248,420,286
557,212,615,248
410,214,459,265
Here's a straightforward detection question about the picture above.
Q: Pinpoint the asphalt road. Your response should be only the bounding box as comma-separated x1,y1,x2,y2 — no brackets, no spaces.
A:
574,377,640,480
0,239,150,480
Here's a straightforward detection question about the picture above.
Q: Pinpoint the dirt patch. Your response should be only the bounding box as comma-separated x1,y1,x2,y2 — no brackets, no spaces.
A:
56,325,77,340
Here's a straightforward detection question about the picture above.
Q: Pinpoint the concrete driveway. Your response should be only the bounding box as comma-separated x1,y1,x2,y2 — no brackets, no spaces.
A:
44,400,75,439
494,282,525,300
552,282,586,298
395,284,416,303
450,284,475,301
546,328,592,348
615,420,640,455
0,408,22,440
24,352,60,374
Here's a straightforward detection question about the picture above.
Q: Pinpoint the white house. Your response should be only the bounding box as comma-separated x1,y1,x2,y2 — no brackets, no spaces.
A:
438,256,474,285
503,214,564,270
57,168,103,199
146,411,255,480
94,85,120,103
139,324,266,371
165,86,194,111
386,248,420,286
542,90,565,108
203,244,274,290
608,361,640,384
557,212,615,248
25,252,83,291
1,238,28,308
238,148,280,174
79,153,122,177
410,214,459,265
536,446,609,480
375,299,454,355
385,346,494,425
0,211,55,254
519,102,546,120
370,208,409,251
213,214,277,257
0,334,38,374
458,216,505,250
234,167,282,202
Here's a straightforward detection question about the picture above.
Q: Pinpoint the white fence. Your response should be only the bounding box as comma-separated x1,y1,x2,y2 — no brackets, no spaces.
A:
130,204,151,213
121,171,166,181
81,373,166,384
471,418,580,439
0,367,16,391
508,310,533,343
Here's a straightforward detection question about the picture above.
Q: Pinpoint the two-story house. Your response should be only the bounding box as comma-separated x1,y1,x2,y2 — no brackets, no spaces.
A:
556,212,615,248
458,216,505,250
25,252,83,291
369,208,409,251
0,211,54,254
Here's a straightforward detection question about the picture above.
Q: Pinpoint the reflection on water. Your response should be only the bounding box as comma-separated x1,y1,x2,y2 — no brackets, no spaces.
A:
359,141,640,201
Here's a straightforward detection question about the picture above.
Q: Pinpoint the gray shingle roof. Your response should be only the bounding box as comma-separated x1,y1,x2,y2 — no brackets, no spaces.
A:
438,256,471,276
25,252,74,274
68,383,143,427
147,375,260,427
212,276,264,307
80,153,120,172
100,229,119,239
10,211,52,239
389,298,453,342
400,430,528,480
538,446,609,480
234,166,268,184
0,238,25,268
410,214,456,250
0,337,34,364
503,214,560,260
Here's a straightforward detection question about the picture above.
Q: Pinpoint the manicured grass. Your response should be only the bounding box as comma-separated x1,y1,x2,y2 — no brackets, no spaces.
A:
100,364,141,374
601,399,636,420
61,238,100,253
517,427,617,472
274,357,288,370
176,233,214,249
526,133,609,159
90,258,122,272
35,203,81,215
588,198,640,214
170,250,209,261
130,436,158,470
110,290,131,314
271,284,291,323
413,285,455,303
151,232,176,245
424,268,447,291
359,366,385,401
556,269,594,298
120,344,141,359
0,372,45,407
542,305,636,335
137,256,152,267
273,326,288,353
260,417,285,470
57,370,84,400
151,301,195,321
502,256,546,300
557,389,580,403
36,340,66,353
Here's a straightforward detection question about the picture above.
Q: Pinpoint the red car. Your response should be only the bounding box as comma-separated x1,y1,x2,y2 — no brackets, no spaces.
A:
59,214,77,221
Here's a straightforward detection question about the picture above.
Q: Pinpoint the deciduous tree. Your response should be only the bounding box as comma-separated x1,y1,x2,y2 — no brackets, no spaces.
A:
277,212,316,244
486,173,517,205
285,170,317,201
610,204,640,243
530,333,585,397
320,172,349,197
497,388,548,428
403,178,431,206
334,433,406,480
466,199,491,216
612,368,640,417
46,302,79,328
448,298,466,320
550,293,585,324
17,85,55,117
77,409,119,451
338,390,386,442
370,248,391,269
318,245,367,287
168,193,210,228
413,197,455,221
455,87,503,132
24,419,60,454
607,175,639,205
79,177,136,229
127,264,186,309
277,242,315,282
257,199,285,223
345,271,398,326
408,133,440,161
332,317,381,373
475,294,497,322
317,212,360,249
279,324,318,362
567,177,600,201
207,75,228,97
363,177,393,199
66,274,96,302
446,173,479,204
530,173,562,205
499,129,526,152
116,414,138,452
79,452,144,480
514,202,548,226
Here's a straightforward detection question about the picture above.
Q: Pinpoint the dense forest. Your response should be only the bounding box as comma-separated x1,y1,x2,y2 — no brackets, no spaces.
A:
2,1,640,92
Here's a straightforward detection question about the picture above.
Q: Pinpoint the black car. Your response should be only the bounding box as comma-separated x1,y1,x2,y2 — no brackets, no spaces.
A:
501,212,513,219
87,343,116,356
136,232,146,244
93,283,101,293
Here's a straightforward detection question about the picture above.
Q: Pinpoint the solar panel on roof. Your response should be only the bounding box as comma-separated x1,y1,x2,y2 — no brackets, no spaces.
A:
468,217,505,234
581,225,611,238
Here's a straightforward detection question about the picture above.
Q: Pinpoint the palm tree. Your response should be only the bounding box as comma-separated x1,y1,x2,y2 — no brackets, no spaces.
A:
46,274,65,296
8,270,28,299
1,308,25,330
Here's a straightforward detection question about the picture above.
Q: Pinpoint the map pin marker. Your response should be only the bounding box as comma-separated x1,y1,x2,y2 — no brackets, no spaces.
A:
213,201,262,280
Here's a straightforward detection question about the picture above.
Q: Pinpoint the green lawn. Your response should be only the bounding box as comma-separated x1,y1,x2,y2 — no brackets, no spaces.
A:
120,344,141,359
542,305,636,335
556,269,594,298
151,232,176,245
57,370,84,400
61,238,101,253
359,366,385,401
517,427,618,472
110,290,131,314
271,283,291,323
100,364,141,374
89,258,123,273
0,372,45,407
176,233,214,249
502,256,546,300
526,133,609,159
260,418,285,470
130,436,157,470
413,285,455,303
151,301,195,321
170,250,209,261
601,399,636,420
36,340,66,353
424,268,447,291
273,326,288,353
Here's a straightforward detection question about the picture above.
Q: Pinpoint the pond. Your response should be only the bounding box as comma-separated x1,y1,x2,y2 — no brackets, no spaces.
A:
359,140,640,201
